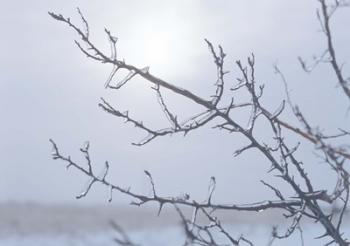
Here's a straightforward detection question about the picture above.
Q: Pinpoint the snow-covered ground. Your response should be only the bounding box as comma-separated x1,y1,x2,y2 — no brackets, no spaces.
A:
2,224,350,245
0,203,349,245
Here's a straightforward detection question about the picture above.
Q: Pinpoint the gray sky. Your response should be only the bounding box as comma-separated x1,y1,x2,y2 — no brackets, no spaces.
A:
1,0,349,205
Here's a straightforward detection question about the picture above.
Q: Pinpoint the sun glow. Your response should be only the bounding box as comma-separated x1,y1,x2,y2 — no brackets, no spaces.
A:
143,32,173,69
126,16,201,76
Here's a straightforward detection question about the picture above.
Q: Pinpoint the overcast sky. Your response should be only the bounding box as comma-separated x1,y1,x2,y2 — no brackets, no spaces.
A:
1,0,349,205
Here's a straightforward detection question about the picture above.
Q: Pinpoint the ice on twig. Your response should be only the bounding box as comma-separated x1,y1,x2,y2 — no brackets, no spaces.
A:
110,36,118,43
140,66,150,73
105,66,118,88
108,185,113,202
176,193,190,202
83,141,90,151
190,207,198,231
113,70,136,89
76,177,95,199
207,176,216,203
97,161,109,181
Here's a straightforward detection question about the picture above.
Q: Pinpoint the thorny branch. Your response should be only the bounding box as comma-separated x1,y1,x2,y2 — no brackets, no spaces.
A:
299,0,350,101
49,2,350,245
50,139,310,212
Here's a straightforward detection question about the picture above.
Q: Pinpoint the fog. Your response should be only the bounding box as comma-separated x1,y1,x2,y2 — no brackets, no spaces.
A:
1,0,349,206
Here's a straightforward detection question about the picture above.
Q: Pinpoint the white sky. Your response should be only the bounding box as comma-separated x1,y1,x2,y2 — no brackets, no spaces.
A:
0,0,349,205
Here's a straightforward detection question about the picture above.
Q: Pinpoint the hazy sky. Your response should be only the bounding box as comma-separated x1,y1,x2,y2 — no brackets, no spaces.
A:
1,0,349,205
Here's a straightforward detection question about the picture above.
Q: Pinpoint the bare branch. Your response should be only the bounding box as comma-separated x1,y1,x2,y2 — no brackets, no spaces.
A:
49,5,350,244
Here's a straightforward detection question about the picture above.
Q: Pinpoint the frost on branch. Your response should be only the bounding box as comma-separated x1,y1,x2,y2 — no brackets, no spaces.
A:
49,2,350,245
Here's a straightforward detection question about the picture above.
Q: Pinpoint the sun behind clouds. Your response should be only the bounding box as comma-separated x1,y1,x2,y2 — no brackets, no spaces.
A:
122,6,203,77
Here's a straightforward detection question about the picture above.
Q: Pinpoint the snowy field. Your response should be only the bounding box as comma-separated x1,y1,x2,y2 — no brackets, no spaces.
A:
2,224,350,246
0,203,349,245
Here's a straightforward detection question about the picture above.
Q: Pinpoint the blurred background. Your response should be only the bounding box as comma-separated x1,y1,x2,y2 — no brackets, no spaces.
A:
0,0,349,245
